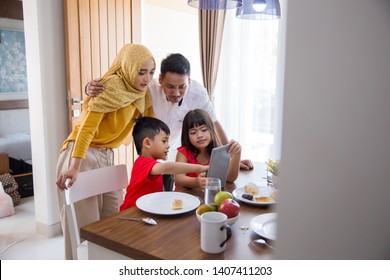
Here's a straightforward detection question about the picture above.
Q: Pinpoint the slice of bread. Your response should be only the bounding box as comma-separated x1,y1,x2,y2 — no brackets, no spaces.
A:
172,199,183,210
244,183,259,195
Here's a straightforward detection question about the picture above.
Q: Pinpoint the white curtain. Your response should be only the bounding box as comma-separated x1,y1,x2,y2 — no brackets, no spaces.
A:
214,9,283,162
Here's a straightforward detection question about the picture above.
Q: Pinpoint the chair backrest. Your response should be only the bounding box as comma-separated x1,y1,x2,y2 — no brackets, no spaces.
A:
62,164,128,259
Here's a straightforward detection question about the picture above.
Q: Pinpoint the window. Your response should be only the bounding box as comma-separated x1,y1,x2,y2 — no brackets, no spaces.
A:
141,0,202,80
141,1,282,162
214,10,281,161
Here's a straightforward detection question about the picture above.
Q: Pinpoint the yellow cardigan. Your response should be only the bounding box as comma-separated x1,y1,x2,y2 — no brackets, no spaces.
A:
61,102,154,159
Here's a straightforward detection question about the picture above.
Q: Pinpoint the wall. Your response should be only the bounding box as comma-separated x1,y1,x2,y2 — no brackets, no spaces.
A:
22,0,68,237
275,0,390,259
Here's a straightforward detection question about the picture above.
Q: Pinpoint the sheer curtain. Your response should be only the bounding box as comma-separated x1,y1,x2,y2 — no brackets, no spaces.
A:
214,9,282,162
141,1,284,163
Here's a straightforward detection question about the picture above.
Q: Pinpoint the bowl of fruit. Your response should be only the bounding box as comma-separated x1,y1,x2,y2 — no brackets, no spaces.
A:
196,191,240,226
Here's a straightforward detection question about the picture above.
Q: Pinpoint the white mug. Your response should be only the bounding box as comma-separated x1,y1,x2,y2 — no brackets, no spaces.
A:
200,211,232,254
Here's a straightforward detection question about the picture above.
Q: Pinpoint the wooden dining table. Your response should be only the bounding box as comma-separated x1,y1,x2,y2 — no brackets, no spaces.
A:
80,162,277,260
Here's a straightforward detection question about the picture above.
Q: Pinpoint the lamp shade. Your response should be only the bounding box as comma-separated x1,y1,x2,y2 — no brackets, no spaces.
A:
236,0,281,20
187,0,243,10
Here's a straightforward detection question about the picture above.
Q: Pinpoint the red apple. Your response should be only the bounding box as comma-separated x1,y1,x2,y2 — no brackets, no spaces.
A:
219,199,240,218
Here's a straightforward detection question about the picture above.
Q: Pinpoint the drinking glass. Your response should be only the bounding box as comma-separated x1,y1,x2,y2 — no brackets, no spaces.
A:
204,177,221,205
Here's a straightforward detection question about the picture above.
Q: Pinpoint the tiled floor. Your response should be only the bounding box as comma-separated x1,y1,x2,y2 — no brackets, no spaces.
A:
0,196,64,260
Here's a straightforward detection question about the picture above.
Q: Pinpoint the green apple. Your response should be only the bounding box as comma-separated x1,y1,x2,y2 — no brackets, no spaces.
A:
214,191,233,207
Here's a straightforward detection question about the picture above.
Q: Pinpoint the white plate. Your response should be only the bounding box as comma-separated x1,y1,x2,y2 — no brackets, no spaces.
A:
233,185,278,205
136,192,200,215
250,213,278,240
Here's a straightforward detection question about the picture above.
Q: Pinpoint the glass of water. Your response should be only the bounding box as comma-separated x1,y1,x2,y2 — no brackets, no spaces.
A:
204,177,221,205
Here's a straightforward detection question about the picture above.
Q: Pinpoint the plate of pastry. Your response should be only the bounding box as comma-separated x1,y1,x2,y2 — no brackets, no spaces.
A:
233,182,278,206
136,192,201,215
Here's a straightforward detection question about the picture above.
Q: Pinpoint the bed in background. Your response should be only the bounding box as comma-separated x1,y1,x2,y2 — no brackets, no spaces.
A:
0,132,32,165
0,100,33,197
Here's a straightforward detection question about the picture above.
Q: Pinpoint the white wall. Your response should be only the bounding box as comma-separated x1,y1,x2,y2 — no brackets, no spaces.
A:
275,0,390,259
22,0,68,237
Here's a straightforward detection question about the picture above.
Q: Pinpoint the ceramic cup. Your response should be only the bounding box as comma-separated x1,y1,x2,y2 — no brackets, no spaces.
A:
204,177,221,205
200,211,232,254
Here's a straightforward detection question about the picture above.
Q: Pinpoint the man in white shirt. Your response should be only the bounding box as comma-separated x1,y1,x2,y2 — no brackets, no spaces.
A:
87,53,253,169
148,53,229,162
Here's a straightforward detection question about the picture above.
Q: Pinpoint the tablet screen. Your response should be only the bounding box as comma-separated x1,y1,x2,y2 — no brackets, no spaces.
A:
207,144,231,188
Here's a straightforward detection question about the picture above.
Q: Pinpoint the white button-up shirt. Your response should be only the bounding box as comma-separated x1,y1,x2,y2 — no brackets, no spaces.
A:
148,78,217,161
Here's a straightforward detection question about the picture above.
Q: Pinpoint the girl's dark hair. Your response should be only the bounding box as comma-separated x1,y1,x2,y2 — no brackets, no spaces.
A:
181,109,220,157
132,116,170,155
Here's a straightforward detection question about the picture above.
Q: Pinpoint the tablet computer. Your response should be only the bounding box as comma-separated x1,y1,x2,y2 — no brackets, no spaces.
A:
207,144,231,188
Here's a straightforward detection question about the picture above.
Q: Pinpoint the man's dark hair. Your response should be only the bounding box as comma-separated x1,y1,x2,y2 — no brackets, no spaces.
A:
160,53,191,77
132,117,170,155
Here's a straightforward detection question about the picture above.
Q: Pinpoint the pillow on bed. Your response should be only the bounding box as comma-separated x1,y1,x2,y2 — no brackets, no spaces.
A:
0,132,32,162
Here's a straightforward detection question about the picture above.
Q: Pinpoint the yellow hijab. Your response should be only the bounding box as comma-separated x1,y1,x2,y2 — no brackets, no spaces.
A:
88,43,155,113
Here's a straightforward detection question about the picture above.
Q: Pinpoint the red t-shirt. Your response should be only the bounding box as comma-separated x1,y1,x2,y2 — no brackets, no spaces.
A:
120,156,164,211
177,146,209,178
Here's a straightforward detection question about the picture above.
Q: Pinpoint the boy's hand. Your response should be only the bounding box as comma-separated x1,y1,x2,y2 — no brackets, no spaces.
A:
199,165,209,173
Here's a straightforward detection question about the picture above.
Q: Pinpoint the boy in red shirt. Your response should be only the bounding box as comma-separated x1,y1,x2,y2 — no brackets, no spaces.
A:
120,117,208,210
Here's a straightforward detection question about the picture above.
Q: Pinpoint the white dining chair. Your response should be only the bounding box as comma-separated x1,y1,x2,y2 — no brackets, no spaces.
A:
61,164,128,260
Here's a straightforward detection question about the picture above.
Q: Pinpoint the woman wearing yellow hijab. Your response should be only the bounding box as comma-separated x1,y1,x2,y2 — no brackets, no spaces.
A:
55,43,155,259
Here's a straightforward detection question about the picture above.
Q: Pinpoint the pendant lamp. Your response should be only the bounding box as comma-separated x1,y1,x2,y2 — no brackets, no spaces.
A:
236,0,281,20
187,0,243,10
